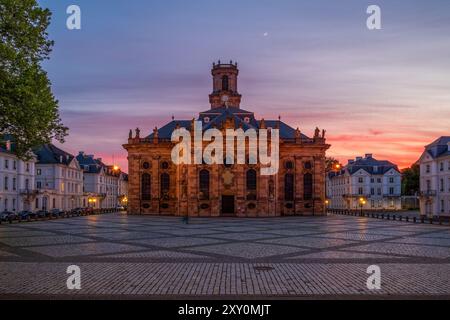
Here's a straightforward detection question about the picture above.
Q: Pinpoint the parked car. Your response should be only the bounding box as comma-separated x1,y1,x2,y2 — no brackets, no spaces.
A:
36,210,50,219
18,211,37,221
1,211,12,222
50,209,64,218
0,211,18,223
85,207,94,215
70,208,83,216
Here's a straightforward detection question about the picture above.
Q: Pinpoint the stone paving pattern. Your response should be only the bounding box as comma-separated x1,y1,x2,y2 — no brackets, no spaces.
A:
0,213,449,298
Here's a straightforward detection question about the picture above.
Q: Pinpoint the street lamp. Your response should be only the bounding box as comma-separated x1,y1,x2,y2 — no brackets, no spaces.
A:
359,197,366,216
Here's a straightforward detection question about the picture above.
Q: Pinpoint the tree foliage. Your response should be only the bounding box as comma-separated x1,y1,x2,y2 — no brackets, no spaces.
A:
401,163,420,195
0,0,67,158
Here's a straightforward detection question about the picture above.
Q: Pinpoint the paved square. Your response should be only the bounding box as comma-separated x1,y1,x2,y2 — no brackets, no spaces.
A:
0,213,449,299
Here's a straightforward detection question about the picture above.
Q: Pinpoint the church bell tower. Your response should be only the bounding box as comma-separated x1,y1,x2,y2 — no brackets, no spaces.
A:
209,60,242,109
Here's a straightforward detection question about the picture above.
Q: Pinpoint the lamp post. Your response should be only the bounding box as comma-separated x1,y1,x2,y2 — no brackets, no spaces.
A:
359,197,366,216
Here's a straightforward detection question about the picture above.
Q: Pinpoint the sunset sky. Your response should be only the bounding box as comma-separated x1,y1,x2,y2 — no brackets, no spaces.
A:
39,0,450,172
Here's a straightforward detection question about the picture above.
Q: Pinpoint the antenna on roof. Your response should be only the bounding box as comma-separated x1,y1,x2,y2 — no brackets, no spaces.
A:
172,114,175,121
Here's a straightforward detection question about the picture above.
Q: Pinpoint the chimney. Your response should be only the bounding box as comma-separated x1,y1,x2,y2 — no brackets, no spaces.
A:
79,151,85,156
356,156,363,161
365,153,373,159
348,159,355,165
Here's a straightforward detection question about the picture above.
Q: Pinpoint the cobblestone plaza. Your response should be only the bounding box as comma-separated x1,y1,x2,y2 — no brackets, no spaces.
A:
0,213,449,299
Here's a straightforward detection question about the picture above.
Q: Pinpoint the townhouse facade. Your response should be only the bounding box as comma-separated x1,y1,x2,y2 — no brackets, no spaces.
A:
326,154,402,210
0,141,37,212
33,144,84,211
419,137,450,217
77,152,128,209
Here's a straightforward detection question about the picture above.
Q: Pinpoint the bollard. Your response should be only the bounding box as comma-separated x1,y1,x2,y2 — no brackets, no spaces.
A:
421,217,425,224
406,216,409,222
413,217,417,223
429,218,433,225
393,215,396,221
381,214,384,219
387,214,390,220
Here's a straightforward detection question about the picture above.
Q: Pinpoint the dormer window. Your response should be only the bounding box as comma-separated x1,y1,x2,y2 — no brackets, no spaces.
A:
204,117,210,123
244,117,250,123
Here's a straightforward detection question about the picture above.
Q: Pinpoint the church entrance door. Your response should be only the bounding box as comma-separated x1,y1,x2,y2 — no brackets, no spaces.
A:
221,195,235,216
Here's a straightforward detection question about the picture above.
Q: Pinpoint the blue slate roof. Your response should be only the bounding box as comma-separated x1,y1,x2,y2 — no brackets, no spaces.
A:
425,136,450,159
33,144,74,165
147,107,310,141
328,156,399,178
76,152,103,174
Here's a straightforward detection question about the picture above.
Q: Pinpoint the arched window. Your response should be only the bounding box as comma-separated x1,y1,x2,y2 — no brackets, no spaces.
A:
246,170,257,191
284,173,294,201
160,173,170,198
199,170,210,200
141,173,151,200
304,173,313,200
222,75,229,91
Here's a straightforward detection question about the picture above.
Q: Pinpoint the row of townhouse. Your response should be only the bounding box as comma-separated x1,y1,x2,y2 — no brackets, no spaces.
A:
0,141,128,213
326,154,402,211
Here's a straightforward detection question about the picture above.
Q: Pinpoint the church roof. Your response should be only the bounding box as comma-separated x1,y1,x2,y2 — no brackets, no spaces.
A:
147,107,311,141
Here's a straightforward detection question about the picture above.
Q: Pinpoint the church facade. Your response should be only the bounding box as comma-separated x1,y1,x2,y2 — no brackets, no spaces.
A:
123,62,330,217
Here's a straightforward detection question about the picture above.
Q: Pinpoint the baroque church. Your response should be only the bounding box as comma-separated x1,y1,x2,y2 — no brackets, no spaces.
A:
123,61,330,217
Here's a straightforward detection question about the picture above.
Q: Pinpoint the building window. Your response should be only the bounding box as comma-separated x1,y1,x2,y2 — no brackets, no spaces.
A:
13,161,16,170
5,159,8,169
304,173,313,201
358,177,364,183
358,187,364,195
389,187,394,195
35,198,39,209
204,117,210,123
4,177,8,190
53,198,56,209
285,173,295,201
426,165,430,173
143,162,150,170
26,163,29,172
222,75,229,91
160,173,170,199
161,162,169,170
244,117,250,123
304,161,312,170
246,170,257,191
389,177,394,183
199,170,210,200
285,161,294,170
12,178,16,191
141,173,151,200
37,169,41,175
441,200,445,213
37,181,42,189
440,179,444,192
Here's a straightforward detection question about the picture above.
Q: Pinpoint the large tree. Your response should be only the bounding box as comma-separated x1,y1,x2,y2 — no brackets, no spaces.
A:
0,0,67,158
401,163,420,196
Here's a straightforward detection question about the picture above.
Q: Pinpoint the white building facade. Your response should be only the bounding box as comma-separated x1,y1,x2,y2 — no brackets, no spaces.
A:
77,152,127,209
327,154,402,210
419,137,450,217
0,142,37,212
34,144,84,211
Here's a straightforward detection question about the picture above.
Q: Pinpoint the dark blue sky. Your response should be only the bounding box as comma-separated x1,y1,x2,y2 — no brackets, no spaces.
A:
39,0,450,170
